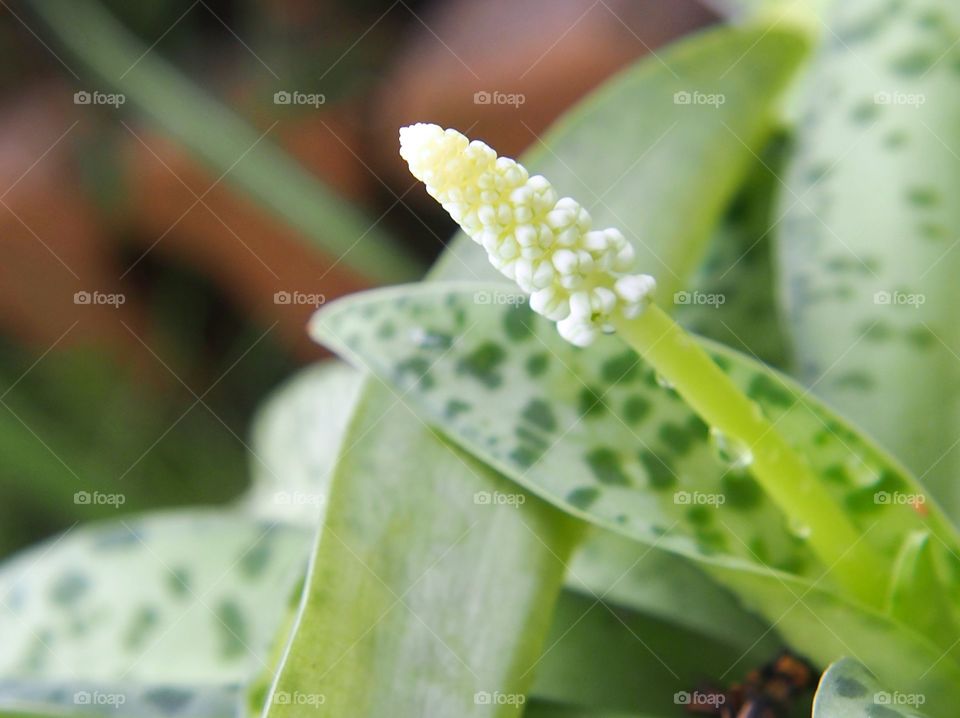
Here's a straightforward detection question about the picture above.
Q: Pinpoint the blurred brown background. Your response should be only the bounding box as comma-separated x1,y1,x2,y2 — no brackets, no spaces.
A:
0,0,716,556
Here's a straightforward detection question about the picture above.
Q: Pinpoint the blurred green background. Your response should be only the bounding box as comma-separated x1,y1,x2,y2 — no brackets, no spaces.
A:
0,0,717,558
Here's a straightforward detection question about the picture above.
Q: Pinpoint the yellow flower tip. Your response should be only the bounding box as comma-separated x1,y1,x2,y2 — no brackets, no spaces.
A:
398,123,656,347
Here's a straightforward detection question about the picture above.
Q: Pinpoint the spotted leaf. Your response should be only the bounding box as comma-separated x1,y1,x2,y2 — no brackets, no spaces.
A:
813,657,930,718
776,0,960,517
311,282,960,712
0,510,310,686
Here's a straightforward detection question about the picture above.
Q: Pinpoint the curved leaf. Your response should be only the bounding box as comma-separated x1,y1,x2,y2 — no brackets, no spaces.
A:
243,361,363,527
775,0,960,515
310,282,960,716
0,510,309,685
813,657,930,718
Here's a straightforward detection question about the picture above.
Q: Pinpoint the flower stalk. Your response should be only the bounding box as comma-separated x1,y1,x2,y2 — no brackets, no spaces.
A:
400,123,886,605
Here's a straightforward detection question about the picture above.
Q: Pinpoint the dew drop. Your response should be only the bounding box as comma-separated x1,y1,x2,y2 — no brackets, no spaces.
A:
709,427,754,471
655,373,675,390
788,517,812,541
844,457,883,488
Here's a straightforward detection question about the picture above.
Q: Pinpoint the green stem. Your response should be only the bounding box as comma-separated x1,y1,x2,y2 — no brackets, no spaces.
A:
615,304,886,606
29,0,423,285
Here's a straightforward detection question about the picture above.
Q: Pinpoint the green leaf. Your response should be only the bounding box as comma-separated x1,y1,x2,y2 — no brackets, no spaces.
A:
0,679,243,718
775,0,960,515
0,510,309,685
530,589,761,716
246,360,776,715
886,531,960,640
310,282,960,715
567,530,778,652
432,22,811,301
28,0,421,284
813,657,931,718
263,385,581,718
673,137,791,367
243,361,363,527
312,283,959,584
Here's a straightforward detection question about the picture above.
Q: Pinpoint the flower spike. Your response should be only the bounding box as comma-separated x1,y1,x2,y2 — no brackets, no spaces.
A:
399,123,656,346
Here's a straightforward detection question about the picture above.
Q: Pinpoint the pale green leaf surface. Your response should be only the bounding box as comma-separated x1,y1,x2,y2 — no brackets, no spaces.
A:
0,510,309,685
674,138,791,368
0,679,242,718
813,657,929,718
243,361,363,527
263,386,580,718
432,22,810,302
529,590,762,715
775,0,960,515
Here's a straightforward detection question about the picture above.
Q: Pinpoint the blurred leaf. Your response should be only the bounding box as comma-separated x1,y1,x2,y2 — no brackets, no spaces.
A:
0,509,308,684
432,21,810,302
29,0,422,284
530,590,753,715
0,346,248,555
813,657,930,718
567,530,777,652
674,137,791,367
264,387,580,718
243,361,363,526
775,0,960,516
886,531,960,640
